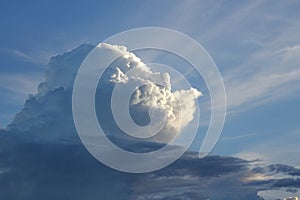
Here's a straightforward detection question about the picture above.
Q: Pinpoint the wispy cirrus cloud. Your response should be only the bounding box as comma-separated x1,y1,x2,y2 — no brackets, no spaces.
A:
0,72,42,127
162,0,300,114
234,127,300,168
0,73,42,104
0,73,40,95
0,47,53,66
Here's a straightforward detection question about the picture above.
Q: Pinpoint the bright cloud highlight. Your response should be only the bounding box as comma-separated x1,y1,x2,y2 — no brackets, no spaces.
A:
104,43,202,142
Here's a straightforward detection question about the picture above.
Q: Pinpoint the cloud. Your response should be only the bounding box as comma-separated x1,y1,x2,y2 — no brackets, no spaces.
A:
166,1,300,114
41,44,94,94
6,42,202,143
0,136,268,200
233,128,300,168
0,72,43,129
222,17,300,113
1,44,300,200
274,45,300,56
0,47,52,65
0,73,41,100
105,43,202,142
284,197,299,200
268,164,300,177
273,178,300,188
129,154,262,200
6,44,94,134
259,188,299,200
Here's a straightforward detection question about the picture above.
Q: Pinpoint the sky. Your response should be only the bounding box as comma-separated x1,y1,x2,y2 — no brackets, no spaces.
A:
0,0,300,199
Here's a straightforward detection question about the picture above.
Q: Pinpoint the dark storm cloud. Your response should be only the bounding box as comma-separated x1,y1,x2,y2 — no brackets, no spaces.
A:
273,178,300,188
0,137,264,200
268,164,300,177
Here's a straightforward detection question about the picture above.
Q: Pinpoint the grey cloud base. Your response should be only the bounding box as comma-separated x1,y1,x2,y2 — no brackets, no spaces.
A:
0,137,261,200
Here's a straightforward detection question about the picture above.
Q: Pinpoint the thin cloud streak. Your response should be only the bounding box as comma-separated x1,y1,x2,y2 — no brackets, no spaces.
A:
164,0,300,114
0,73,42,103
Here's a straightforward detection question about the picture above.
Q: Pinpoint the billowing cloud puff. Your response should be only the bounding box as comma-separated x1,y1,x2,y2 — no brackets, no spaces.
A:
11,43,202,144
131,84,201,130
105,43,202,142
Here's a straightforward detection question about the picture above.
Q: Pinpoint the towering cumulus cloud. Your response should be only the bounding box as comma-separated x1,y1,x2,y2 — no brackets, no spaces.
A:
103,43,202,142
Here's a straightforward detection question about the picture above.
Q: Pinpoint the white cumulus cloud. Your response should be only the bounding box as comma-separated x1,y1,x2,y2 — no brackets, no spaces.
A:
284,197,299,200
105,43,202,142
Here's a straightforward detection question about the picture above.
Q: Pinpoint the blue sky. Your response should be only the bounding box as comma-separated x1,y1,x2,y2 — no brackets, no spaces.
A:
0,0,300,177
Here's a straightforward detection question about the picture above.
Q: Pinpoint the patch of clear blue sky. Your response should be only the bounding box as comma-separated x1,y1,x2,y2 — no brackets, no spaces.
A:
0,0,300,165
